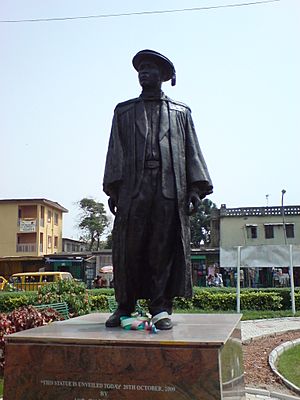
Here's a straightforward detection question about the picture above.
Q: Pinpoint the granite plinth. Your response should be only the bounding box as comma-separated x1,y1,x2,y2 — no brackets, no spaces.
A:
4,313,245,400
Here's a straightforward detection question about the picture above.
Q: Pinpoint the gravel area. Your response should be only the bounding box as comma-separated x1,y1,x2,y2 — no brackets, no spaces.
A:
243,330,300,396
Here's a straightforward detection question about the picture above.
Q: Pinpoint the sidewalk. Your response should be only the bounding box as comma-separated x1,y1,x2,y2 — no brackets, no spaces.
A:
242,317,300,400
242,316,300,343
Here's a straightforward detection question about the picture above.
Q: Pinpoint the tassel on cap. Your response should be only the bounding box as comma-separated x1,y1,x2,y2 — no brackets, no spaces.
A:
171,72,176,86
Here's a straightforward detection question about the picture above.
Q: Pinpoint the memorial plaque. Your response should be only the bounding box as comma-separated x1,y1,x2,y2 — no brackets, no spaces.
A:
4,313,245,399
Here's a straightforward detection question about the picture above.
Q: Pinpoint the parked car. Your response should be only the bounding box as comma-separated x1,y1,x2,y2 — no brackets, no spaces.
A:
9,271,73,291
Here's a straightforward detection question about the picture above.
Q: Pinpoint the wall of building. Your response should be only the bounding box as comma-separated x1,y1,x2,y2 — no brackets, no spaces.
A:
39,206,63,255
0,204,18,256
0,202,64,257
220,214,300,248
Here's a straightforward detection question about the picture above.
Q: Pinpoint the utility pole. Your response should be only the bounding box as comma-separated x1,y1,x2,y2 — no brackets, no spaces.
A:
281,190,296,315
281,189,287,245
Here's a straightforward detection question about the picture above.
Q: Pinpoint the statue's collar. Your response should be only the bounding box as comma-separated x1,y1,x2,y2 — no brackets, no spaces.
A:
140,90,165,101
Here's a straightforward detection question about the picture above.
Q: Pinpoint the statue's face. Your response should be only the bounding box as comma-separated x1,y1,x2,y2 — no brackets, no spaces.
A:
138,60,162,89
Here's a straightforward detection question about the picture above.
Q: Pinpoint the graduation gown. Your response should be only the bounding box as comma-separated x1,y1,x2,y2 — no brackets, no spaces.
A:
103,94,213,305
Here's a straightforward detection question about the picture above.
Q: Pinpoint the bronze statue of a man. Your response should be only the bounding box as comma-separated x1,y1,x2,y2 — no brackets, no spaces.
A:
103,49,213,330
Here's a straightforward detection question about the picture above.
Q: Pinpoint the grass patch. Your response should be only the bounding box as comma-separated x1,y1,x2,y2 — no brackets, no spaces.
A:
240,310,300,320
278,344,300,387
173,309,300,320
0,378,3,397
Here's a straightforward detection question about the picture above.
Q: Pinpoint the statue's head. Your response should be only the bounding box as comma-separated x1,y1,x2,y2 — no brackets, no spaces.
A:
132,49,176,89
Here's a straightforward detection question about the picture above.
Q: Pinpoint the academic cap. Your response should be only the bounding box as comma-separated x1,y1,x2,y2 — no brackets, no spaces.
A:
132,49,176,86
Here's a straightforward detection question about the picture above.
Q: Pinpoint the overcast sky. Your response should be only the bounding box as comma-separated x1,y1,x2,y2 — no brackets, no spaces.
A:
1,0,299,239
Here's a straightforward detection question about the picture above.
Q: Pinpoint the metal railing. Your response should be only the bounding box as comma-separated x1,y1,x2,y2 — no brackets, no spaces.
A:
16,243,37,253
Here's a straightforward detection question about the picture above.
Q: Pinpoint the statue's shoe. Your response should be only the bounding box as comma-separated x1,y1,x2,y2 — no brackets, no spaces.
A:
155,318,173,330
152,311,173,330
105,309,131,328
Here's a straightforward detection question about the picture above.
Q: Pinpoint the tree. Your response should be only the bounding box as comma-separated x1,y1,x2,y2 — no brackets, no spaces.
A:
103,233,113,249
190,199,217,247
77,198,109,251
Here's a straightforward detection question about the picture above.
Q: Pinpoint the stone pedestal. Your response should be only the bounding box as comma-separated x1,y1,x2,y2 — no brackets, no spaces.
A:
4,313,245,399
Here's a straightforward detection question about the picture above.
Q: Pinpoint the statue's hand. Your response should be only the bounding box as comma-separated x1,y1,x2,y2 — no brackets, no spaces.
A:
187,191,201,215
108,197,118,215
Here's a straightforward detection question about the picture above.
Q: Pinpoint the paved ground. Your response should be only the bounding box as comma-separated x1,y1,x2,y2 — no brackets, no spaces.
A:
242,317,300,400
242,317,300,343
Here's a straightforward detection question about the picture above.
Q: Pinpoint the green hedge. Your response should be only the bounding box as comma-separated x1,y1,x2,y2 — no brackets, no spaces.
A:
1,287,298,313
0,291,37,313
87,288,115,296
89,290,283,312
295,293,300,309
175,291,282,311
193,286,299,309
90,294,109,311
245,287,295,309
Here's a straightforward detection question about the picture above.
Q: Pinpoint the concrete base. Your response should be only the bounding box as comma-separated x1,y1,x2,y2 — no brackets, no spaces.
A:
4,313,245,399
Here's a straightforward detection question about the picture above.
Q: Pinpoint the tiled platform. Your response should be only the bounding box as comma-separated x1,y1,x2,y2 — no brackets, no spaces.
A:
4,313,244,400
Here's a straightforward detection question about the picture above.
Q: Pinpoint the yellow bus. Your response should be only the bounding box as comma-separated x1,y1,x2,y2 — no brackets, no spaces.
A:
9,271,73,291
0,275,8,290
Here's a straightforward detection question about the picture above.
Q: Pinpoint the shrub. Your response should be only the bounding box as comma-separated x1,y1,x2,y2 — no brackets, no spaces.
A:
240,291,282,310
173,297,193,310
191,290,282,311
0,292,37,313
192,287,300,310
88,290,283,312
90,296,150,314
37,279,90,317
90,294,109,311
87,288,115,296
193,286,234,294
246,287,296,309
0,306,62,375
0,314,14,375
192,291,236,310
8,305,63,331
295,293,300,309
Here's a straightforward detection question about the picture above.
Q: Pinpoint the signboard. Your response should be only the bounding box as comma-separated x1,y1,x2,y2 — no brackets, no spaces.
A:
20,219,37,232
220,244,300,268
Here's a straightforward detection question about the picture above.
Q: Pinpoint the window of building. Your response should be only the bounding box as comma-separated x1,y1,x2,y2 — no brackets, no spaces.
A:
54,236,58,248
246,225,257,239
47,210,52,223
264,225,274,239
54,212,59,225
72,244,79,252
40,206,45,227
40,232,43,252
48,236,52,248
285,224,295,238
